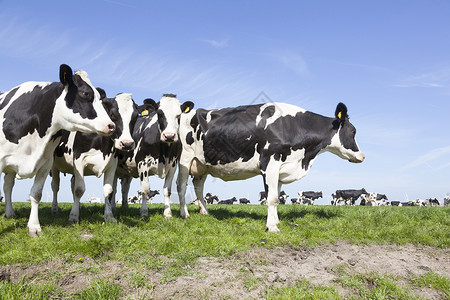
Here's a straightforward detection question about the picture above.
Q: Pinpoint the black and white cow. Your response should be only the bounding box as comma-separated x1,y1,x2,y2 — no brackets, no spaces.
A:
218,197,237,205
239,197,250,204
176,102,364,232
295,191,323,205
360,192,388,206
427,198,440,206
115,94,194,217
0,64,114,236
331,188,367,205
51,92,138,224
278,191,288,204
444,196,450,207
205,192,219,204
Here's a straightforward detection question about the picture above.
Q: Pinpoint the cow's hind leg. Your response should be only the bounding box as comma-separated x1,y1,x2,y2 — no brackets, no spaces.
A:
163,166,176,218
176,162,190,219
50,167,61,214
193,175,208,215
3,172,16,219
120,177,132,210
69,172,84,225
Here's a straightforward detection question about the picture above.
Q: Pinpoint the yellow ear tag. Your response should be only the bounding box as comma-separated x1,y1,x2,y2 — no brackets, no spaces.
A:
184,107,190,113
141,109,149,116
338,111,342,119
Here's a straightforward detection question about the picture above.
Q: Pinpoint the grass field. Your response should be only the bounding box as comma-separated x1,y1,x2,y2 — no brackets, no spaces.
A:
0,202,449,299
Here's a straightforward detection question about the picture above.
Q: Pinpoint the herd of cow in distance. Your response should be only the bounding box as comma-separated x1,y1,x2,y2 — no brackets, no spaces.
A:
0,64,446,236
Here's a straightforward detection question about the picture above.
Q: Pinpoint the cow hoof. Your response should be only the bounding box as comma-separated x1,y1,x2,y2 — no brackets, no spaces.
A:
51,206,60,214
199,209,208,215
105,216,117,223
4,212,17,219
163,210,172,218
181,212,190,219
122,203,129,210
265,225,281,233
140,211,148,218
68,216,79,225
28,226,42,237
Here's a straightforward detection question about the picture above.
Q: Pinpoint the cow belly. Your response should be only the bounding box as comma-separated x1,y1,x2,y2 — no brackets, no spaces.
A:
192,156,260,181
278,149,310,183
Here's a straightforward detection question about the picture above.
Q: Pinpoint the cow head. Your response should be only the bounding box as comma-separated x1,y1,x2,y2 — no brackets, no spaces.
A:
328,103,365,163
100,91,138,151
145,94,194,143
58,64,115,136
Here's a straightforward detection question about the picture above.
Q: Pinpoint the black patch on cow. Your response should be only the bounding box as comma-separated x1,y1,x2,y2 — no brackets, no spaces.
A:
186,132,194,145
2,83,62,144
64,73,98,120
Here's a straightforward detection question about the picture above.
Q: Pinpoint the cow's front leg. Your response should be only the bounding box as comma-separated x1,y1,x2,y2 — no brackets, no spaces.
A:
163,166,176,218
120,177,132,210
3,172,16,219
28,163,52,237
193,175,208,215
176,162,190,219
262,162,282,233
69,172,84,225
139,169,150,217
103,168,116,223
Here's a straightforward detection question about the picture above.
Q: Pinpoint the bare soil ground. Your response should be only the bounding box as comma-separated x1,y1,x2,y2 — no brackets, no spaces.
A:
1,241,449,299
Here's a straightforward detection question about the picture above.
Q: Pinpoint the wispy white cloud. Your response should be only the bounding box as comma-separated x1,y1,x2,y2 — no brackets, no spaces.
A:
202,38,229,48
400,145,450,171
268,50,310,77
394,68,450,89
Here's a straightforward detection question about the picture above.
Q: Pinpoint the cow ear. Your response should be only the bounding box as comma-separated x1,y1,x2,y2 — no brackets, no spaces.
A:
59,64,74,86
139,98,158,116
335,102,348,122
181,101,194,113
96,87,107,100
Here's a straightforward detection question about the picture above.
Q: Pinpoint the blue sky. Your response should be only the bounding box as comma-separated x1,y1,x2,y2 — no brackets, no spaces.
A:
1,0,449,205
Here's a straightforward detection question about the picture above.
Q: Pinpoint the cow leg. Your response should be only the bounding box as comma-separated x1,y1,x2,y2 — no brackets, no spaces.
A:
28,163,52,237
139,170,150,217
176,162,190,219
110,175,118,211
193,175,208,215
103,168,116,223
120,177,132,209
262,162,281,233
50,167,61,214
163,166,177,218
3,172,16,219
69,171,84,225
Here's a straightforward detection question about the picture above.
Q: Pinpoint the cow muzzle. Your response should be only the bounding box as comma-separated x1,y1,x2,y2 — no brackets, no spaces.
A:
162,132,177,143
99,122,116,136
349,152,365,163
117,139,135,151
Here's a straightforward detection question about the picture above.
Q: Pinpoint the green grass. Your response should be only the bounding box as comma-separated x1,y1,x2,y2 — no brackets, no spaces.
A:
0,202,448,299
0,203,448,265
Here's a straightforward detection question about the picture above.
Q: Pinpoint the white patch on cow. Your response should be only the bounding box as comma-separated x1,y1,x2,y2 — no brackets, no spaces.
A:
158,95,183,142
256,103,306,129
278,148,314,183
113,93,135,150
325,130,365,163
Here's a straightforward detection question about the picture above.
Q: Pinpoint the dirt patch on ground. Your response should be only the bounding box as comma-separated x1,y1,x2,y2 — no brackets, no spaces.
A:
1,241,449,299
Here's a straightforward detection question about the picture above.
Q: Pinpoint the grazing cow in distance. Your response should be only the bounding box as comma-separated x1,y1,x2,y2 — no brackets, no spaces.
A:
51,92,139,224
444,196,450,207
204,193,219,204
115,94,194,217
427,198,440,206
278,191,288,204
176,102,364,232
239,198,251,204
360,192,388,206
0,64,114,236
296,191,322,205
218,197,237,205
332,188,368,205
391,199,425,206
